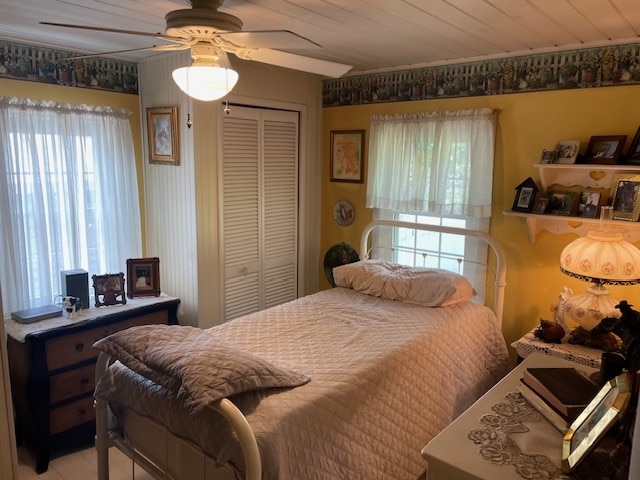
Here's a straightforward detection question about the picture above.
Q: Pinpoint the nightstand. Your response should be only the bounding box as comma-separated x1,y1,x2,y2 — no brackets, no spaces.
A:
421,353,599,480
511,328,603,368
5,296,180,473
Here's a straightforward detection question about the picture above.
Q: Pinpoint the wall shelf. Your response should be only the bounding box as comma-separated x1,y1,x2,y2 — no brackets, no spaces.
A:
505,163,640,243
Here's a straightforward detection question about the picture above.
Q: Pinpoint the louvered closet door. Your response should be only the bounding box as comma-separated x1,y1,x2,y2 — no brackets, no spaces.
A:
221,106,299,321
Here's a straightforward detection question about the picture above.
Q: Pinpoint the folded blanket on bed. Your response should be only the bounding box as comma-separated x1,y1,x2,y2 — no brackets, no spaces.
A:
93,324,310,413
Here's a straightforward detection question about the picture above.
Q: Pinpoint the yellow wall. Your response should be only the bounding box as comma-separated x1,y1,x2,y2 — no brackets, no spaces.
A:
0,78,146,249
322,85,640,357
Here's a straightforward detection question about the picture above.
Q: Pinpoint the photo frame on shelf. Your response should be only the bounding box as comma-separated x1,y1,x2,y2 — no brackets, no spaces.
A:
511,177,539,212
126,257,161,298
147,106,180,165
554,140,580,164
547,190,578,216
540,149,557,164
531,194,549,214
92,272,126,307
610,173,640,221
330,130,365,183
562,372,632,472
624,126,640,165
576,190,602,218
583,135,626,165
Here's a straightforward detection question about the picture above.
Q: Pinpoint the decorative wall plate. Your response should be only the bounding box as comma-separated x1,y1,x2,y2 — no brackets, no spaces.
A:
333,200,355,226
323,243,360,287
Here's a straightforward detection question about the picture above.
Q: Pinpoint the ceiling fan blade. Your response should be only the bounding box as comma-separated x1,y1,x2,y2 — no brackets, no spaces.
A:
40,22,181,42
218,30,321,50
55,44,188,61
238,49,351,78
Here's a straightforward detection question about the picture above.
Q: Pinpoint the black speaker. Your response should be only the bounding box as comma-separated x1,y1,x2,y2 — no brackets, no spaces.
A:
60,269,89,311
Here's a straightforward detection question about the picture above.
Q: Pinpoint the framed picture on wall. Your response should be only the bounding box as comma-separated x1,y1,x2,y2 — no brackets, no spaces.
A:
330,130,365,183
147,106,180,165
624,126,640,165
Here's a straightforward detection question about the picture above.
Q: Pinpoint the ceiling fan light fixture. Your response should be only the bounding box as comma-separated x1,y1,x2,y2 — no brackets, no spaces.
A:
172,65,239,101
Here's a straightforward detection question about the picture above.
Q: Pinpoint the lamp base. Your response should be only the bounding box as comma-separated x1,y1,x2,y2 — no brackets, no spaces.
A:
563,284,620,331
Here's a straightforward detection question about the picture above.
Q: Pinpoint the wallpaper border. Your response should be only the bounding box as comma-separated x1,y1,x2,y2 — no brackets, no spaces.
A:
0,40,138,95
322,43,640,107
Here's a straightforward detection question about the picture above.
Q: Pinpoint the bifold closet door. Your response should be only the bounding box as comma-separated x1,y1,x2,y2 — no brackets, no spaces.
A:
221,106,299,321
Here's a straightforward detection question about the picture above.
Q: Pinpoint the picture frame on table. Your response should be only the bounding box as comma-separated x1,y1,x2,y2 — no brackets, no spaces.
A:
547,190,578,216
624,126,640,165
610,173,640,221
576,190,602,218
126,257,161,298
330,130,365,183
562,372,632,472
147,106,180,165
92,272,126,307
554,140,580,164
583,135,626,165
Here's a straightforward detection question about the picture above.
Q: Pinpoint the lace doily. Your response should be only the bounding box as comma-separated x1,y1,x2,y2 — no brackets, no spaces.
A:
468,391,626,480
468,391,570,480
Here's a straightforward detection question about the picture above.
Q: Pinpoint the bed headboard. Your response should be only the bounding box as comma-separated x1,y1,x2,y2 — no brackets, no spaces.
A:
360,219,507,328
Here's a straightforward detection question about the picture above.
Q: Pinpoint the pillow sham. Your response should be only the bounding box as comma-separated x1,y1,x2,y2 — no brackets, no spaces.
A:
94,324,310,412
332,259,476,307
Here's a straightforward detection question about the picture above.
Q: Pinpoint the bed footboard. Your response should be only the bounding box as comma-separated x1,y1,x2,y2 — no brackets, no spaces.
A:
95,352,262,480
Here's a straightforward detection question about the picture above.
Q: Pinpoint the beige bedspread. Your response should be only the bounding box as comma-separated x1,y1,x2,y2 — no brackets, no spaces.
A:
95,287,509,480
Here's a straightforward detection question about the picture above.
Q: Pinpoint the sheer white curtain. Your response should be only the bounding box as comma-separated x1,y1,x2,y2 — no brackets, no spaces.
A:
0,97,142,315
366,108,496,217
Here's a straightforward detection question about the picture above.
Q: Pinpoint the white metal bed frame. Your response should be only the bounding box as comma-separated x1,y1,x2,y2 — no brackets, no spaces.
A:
95,220,507,480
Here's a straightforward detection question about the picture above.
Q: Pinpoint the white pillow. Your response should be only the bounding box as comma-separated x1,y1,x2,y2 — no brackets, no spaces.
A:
333,259,476,307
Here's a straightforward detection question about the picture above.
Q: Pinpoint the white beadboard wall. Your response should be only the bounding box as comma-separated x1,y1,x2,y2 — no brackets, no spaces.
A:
138,51,199,326
138,51,322,328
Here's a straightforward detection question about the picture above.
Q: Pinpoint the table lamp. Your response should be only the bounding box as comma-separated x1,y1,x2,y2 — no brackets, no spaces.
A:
559,207,640,331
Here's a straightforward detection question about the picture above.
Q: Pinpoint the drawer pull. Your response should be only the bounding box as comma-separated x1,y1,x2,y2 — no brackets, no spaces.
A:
80,377,89,385
75,342,85,352
78,407,87,415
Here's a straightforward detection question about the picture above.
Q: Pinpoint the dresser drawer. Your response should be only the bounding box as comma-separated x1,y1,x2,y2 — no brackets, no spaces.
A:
49,363,95,404
50,396,95,435
45,310,169,371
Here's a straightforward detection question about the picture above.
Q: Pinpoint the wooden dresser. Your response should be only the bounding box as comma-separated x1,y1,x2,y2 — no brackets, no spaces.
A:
5,296,180,473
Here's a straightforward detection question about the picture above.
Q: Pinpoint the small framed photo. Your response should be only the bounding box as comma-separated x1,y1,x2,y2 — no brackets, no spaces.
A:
624,126,640,165
126,257,161,298
540,149,557,164
583,135,626,165
512,177,539,212
562,372,632,472
531,195,549,214
576,190,602,218
554,140,580,164
547,190,578,216
92,273,126,307
330,130,365,183
147,106,180,165
610,173,640,221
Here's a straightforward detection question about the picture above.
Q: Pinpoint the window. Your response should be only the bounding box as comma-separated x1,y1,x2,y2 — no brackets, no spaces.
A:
0,97,142,316
367,109,496,301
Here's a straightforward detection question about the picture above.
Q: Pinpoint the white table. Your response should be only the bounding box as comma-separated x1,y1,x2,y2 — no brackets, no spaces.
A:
511,329,603,368
421,353,598,480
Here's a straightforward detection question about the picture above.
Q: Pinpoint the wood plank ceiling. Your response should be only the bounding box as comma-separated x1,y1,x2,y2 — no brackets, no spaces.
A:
0,0,638,75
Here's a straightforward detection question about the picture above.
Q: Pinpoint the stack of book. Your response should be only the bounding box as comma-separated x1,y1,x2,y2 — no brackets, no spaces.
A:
518,367,600,433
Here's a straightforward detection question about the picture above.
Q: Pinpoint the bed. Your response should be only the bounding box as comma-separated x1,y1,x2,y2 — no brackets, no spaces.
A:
94,220,510,480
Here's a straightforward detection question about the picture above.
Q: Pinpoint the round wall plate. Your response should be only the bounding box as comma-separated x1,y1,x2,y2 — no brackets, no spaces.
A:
333,200,355,226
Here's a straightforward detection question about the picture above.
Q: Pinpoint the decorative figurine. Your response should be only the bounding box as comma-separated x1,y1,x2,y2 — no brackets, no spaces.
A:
534,318,566,343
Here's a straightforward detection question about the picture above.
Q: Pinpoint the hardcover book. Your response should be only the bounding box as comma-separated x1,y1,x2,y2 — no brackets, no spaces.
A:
522,367,600,419
518,382,572,433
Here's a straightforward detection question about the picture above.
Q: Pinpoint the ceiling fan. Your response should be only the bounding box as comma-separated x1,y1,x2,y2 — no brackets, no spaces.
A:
41,0,352,100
